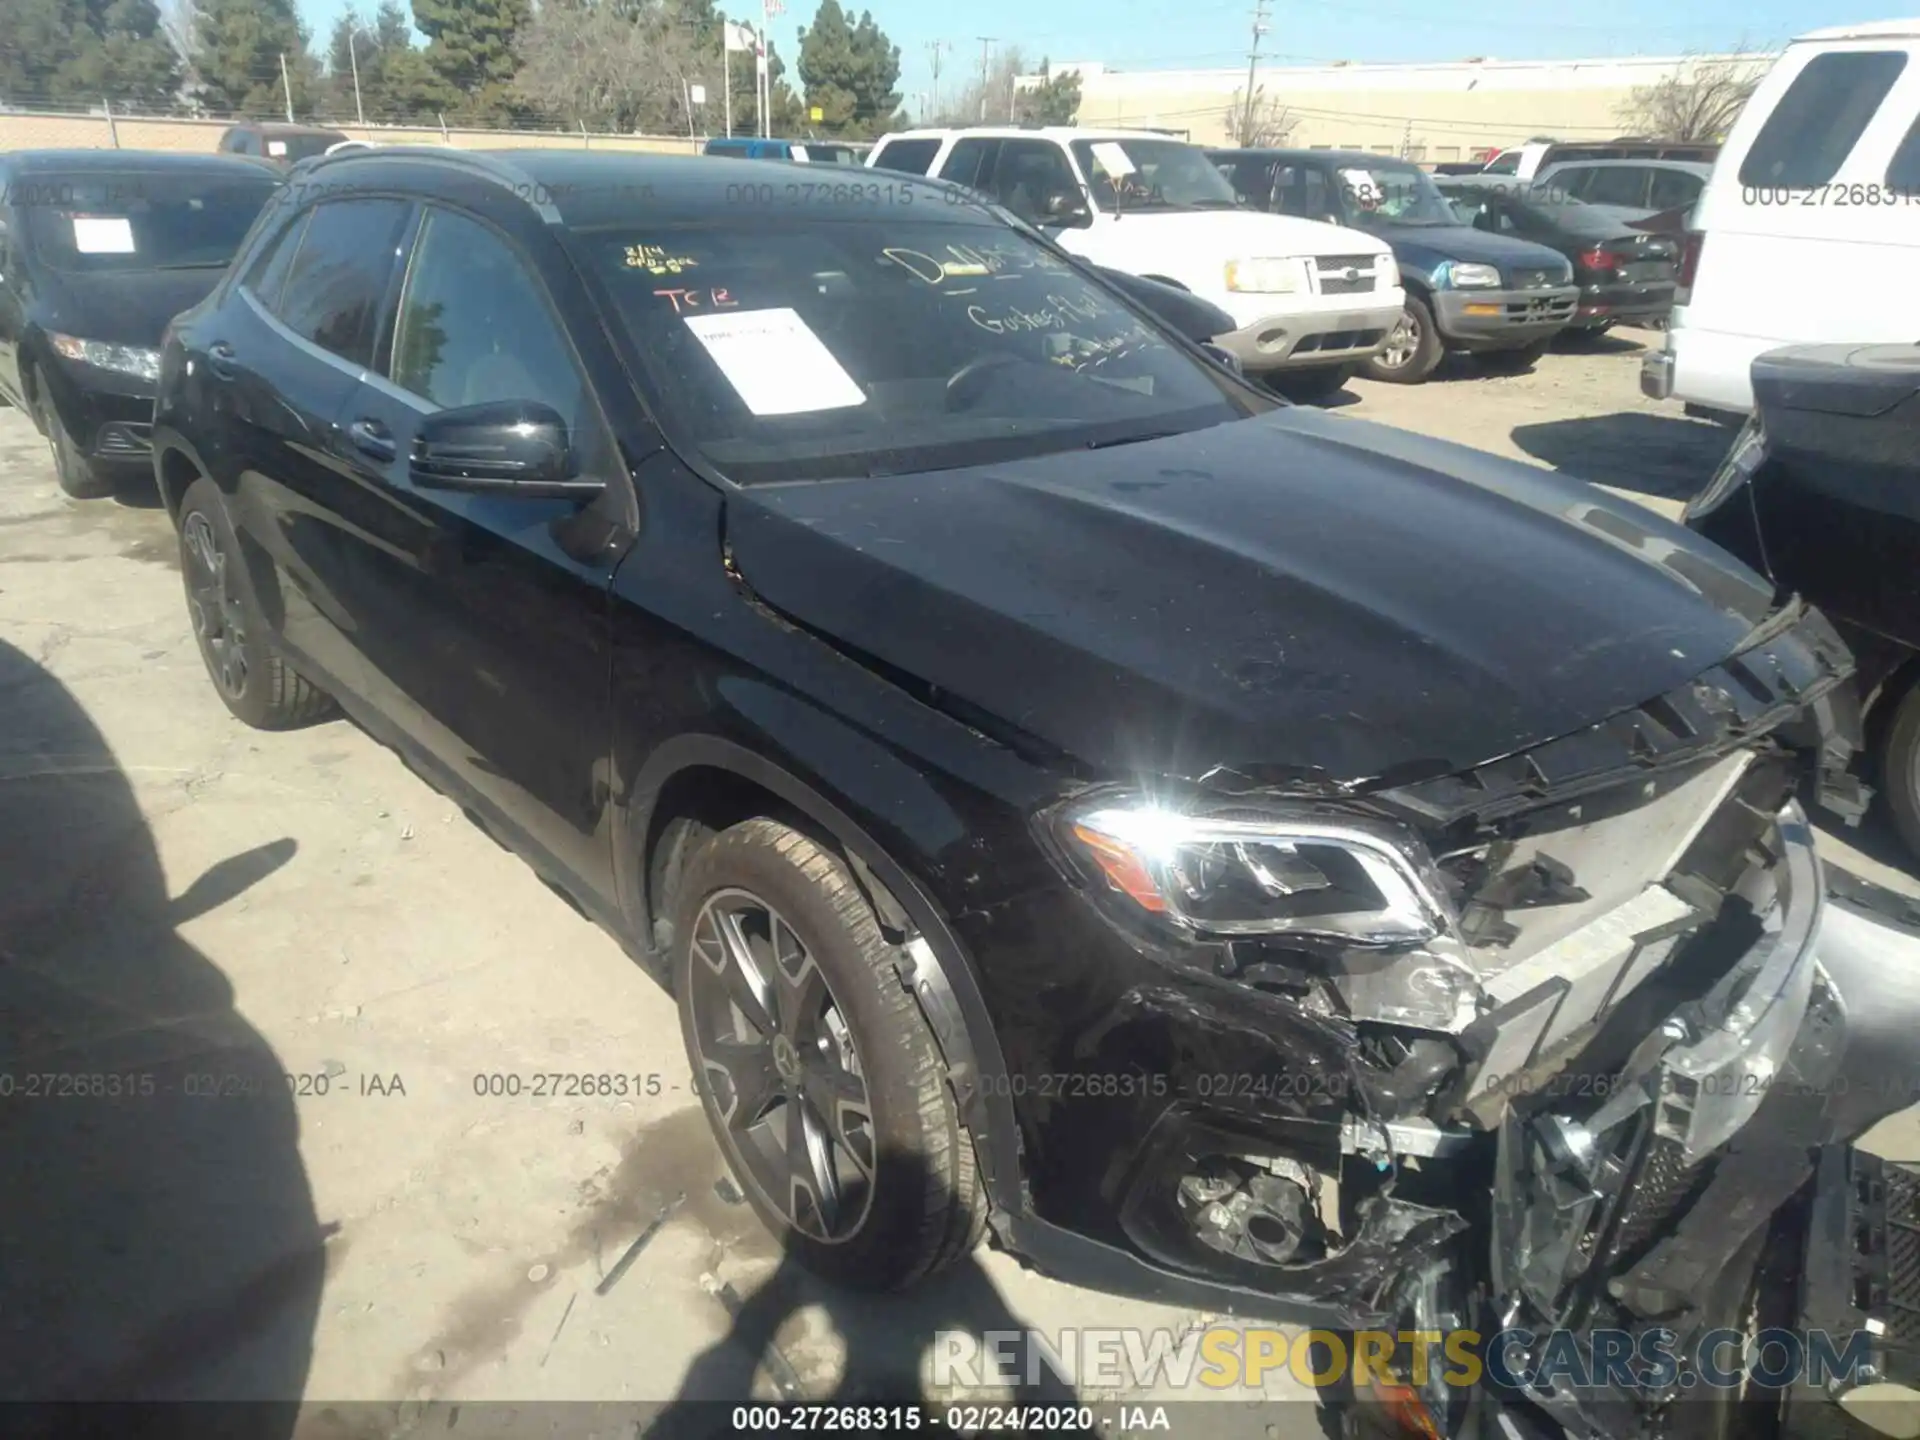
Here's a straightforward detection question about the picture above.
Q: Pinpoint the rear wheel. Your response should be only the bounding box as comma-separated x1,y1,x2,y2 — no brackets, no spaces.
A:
35,388,115,499
673,818,985,1289
177,476,336,729
1361,297,1441,384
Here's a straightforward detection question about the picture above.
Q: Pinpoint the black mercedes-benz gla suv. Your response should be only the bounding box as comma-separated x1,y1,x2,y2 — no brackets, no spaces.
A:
151,147,1920,1439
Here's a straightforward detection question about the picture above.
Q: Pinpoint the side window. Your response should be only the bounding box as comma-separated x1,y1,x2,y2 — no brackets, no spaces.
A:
872,138,940,175
1482,151,1520,175
939,138,1000,193
987,139,1081,223
1648,168,1703,210
1740,50,1909,188
242,208,311,312
273,197,411,368
388,207,586,437
1889,113,1920,192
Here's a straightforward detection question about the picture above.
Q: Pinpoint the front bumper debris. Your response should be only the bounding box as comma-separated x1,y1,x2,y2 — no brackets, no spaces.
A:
1213,299,1403,371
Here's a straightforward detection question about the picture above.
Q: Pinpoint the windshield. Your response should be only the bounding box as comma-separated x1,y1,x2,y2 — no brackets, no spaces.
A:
577,216,1253,483
1333,163,1459,228
1068,139,1241,212
21,173,280,273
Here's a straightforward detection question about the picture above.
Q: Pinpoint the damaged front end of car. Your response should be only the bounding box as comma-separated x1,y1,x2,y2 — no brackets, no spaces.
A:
1019,599,1875,1437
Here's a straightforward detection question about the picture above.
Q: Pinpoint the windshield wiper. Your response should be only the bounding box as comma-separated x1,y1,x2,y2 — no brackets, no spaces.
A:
149,260,231,270
1085,428,1180,451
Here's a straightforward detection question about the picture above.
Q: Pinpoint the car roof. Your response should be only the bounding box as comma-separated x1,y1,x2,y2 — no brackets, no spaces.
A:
0,148,282,178
880,126,1184,143
292,146,997,229
1540,158,1712,175
1206,147,1423,167
1795,17,1920,41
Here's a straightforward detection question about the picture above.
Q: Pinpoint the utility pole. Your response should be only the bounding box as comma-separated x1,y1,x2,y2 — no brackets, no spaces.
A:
279,50,295,123
1240,0,1269,146
976,37,997,123
926,40,950,121
348,27,365,127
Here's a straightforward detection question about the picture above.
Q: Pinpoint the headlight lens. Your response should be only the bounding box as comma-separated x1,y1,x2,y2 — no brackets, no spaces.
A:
49,332,162,383
1683,412,1767,523
1224,258,1302,294
1061,799,1454,945
1441,261,1502,289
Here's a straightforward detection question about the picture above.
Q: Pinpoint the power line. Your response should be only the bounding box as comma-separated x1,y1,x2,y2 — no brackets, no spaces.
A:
1239,0,1269,145
925,39,950,117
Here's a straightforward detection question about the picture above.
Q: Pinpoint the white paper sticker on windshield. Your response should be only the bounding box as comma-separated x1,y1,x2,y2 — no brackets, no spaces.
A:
71,216,135,253
1090,141,1137,178
267,139,288,157
684,307,865,416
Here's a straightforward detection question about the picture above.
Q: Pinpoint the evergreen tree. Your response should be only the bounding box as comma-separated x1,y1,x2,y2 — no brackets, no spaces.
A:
412,0,530,123
194,0,317,116
0,0,182,110
795,0,897,137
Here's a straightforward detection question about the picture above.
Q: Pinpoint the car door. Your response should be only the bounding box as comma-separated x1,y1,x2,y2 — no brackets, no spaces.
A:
212,196,416,697
980,137,1083,227
0,195,24,409
327,201,628,902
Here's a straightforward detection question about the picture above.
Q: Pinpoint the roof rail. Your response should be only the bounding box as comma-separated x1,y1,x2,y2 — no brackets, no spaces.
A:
298,144,563,223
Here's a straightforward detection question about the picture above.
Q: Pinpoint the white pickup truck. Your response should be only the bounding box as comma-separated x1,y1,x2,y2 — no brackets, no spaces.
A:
868,127,1404,395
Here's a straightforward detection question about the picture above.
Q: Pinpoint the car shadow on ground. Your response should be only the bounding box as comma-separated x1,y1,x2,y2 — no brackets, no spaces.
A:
643,1147,1352,1440
1551,330,1648,356
0,638,323,1430
1510,411,1733,503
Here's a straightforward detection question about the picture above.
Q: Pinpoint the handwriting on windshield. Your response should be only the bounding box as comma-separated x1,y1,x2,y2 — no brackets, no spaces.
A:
881,241,1068,287
965,293,1106,335
655,286,740,314
626,243,698,275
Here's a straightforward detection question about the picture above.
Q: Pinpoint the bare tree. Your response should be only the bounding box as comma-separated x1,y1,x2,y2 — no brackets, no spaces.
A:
513,0,700,133
933,43,1024,127
1616,46,1766,142
1227,85,1297,147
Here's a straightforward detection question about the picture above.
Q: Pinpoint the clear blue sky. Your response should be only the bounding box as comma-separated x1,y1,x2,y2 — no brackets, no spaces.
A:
292,0,1866,120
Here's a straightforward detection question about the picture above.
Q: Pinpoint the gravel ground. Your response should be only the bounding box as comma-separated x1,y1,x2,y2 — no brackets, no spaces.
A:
0,326,1912,1432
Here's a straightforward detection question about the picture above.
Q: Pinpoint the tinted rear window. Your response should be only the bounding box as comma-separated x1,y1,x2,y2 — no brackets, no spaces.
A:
18,171,278,274
873,138,940,175
1739,50,1909,188
1888,112,1920,193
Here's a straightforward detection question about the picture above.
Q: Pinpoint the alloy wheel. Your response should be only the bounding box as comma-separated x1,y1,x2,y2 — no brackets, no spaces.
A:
183,512,249,700
1378,309,1421,369
687,888,876,1242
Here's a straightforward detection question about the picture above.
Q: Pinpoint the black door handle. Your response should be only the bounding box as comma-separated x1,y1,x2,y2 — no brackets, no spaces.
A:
206,341,237,380
347,417,396,462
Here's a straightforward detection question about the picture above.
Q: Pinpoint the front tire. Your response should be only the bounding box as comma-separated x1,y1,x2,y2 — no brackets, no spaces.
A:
673,818,984,1289
177,476,336,730
35,388,115,499
1362,296,1442,384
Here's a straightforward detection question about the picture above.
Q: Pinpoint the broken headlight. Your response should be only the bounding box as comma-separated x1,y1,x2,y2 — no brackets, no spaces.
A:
1054,796,1486,1028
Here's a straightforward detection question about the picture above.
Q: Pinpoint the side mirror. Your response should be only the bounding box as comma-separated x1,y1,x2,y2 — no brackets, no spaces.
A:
409,399,601,500
1045,191,1094,228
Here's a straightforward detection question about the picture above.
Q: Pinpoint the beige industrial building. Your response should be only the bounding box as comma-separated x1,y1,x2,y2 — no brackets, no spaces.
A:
1026,52,1773,160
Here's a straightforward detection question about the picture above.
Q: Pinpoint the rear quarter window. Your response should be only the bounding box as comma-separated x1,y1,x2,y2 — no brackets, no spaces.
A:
871,138,941,175
1887,113,1920,193
1739,50,1910,188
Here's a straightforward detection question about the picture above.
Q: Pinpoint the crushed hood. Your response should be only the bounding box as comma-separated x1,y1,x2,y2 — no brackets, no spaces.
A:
725,407,1778,788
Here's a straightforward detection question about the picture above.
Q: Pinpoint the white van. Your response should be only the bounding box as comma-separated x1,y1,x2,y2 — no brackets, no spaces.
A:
1644,19,1920,415
868,127,1404,393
